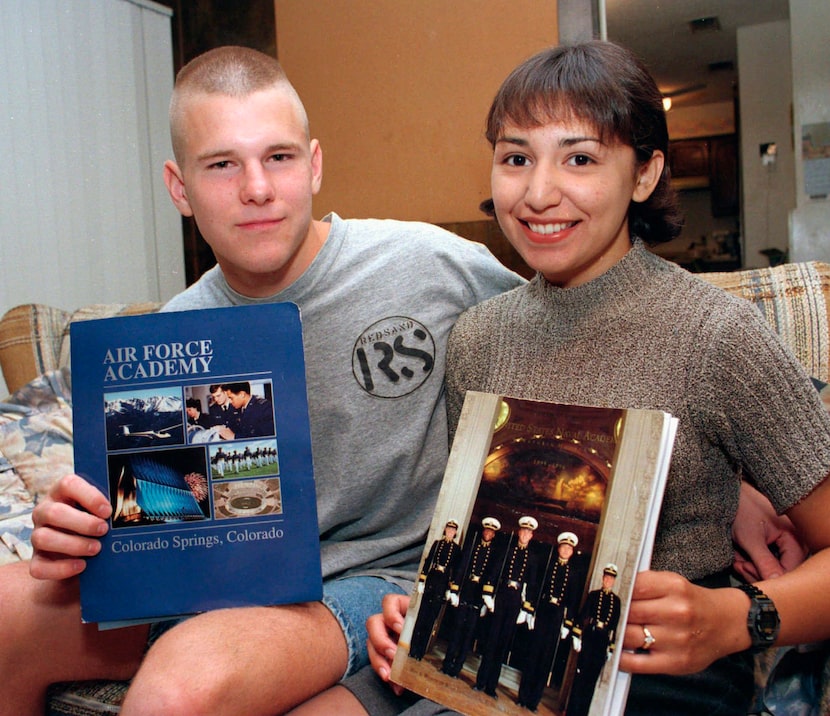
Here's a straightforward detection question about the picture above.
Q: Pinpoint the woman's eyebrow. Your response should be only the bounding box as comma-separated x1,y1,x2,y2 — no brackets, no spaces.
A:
560,135,603,147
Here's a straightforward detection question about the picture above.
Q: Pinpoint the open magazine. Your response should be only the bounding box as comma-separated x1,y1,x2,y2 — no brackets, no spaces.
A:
390,392,677,716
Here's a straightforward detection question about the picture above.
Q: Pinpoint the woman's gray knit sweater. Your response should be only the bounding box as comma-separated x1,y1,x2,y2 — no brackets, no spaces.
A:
446,242,830,579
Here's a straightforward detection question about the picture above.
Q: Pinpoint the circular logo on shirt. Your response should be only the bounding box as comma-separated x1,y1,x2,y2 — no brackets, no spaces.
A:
352,316,435,398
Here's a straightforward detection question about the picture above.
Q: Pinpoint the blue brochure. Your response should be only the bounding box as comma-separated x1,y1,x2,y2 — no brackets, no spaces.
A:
72,303,321,626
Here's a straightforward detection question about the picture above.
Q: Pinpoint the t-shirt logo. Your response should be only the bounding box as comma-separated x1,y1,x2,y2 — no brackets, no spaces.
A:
352,316,435,398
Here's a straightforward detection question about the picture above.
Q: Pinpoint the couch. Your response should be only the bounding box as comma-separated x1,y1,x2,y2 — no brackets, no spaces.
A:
1,262,829,715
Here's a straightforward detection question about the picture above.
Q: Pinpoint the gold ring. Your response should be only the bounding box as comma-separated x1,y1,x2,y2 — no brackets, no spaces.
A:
641,625,656,650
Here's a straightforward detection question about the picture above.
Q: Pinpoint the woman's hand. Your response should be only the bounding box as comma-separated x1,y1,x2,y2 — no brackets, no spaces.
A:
619,571,749,675
366,593,410,695
29,473,111,580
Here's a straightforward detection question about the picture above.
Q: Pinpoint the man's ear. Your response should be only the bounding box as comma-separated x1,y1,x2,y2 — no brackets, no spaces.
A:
632,150,665,203
163,160,194,217
310,138,323,196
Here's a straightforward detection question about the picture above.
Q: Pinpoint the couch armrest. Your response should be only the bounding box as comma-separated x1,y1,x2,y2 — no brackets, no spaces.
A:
0,304,71,395
56,302,163,371
699,261,830,382
0,302,163,396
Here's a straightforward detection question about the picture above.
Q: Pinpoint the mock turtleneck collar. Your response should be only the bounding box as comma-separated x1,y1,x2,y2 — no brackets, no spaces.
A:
524,240,670,337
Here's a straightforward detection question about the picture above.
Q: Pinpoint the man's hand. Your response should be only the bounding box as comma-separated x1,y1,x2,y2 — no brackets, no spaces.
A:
733,481,807,581
366,593,410,695
29,473,111,580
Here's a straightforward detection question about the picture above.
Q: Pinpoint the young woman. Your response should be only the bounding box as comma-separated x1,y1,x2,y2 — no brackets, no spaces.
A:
358,41,830,716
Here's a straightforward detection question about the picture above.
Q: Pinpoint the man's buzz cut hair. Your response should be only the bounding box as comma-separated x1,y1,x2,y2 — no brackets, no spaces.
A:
169,45,308,163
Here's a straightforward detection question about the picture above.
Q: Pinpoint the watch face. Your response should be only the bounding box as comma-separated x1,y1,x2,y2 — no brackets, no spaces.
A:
739,584,780,649
757,603,780,638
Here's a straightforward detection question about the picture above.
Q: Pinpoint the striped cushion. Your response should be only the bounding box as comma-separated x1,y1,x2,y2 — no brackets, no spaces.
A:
0,304,70,397
0,303,161,396
699,262,830,382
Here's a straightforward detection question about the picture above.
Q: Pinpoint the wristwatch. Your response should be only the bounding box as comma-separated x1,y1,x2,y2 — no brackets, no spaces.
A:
736,583,780,652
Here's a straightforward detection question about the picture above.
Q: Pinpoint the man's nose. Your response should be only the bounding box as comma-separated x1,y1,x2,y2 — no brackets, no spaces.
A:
240,164,275,204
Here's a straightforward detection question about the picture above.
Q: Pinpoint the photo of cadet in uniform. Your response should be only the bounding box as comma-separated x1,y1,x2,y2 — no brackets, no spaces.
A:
408,519,462,660
184,381,276,442
474,515,541,697
183,384,237,443
440,516,501,678
217,381,276,440
517,531,584,711
565,563,621,716
207,382,239,428
185,397,213,430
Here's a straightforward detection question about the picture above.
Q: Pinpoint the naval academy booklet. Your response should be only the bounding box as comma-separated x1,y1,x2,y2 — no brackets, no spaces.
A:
390,392,677,716
71,303,322,627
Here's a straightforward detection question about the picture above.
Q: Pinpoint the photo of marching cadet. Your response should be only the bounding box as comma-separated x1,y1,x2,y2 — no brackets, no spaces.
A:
209,439,279,479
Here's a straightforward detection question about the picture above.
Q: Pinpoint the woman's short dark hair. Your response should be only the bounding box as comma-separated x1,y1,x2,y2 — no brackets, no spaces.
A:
482,41,683,244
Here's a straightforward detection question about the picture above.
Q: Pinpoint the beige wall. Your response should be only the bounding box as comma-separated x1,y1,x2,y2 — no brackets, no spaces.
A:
275,1,559,223
667,101,735,141
738,20,795,269
789,0,830,264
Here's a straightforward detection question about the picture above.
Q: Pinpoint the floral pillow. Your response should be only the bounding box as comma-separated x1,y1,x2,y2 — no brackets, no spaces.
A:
0,368,73,564
0,463,34,564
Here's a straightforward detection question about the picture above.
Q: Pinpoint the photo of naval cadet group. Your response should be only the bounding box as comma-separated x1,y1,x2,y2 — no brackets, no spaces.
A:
389,396,662,716
102,380,281,528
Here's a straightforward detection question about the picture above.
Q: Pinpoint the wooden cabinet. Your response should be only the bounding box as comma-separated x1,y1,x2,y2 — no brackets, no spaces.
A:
668,135,738,217
709,135,739,216
669,139,711,188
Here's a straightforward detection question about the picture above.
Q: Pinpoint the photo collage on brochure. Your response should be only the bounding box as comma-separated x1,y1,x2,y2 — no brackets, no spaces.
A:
102,380,282,530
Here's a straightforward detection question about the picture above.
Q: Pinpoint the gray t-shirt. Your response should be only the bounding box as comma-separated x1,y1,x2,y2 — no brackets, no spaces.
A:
163,213,525,588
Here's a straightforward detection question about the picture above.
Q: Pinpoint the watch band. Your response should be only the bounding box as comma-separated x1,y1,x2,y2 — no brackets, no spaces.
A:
736,583,780,652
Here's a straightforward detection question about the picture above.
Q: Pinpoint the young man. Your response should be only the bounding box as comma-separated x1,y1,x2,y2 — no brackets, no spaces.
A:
474,515,540,697
566,564,621,716
517,531,584,710
207,382,237,428
0,46,523,716
408,519,461,660
440,516,500,678
217,381,275,440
